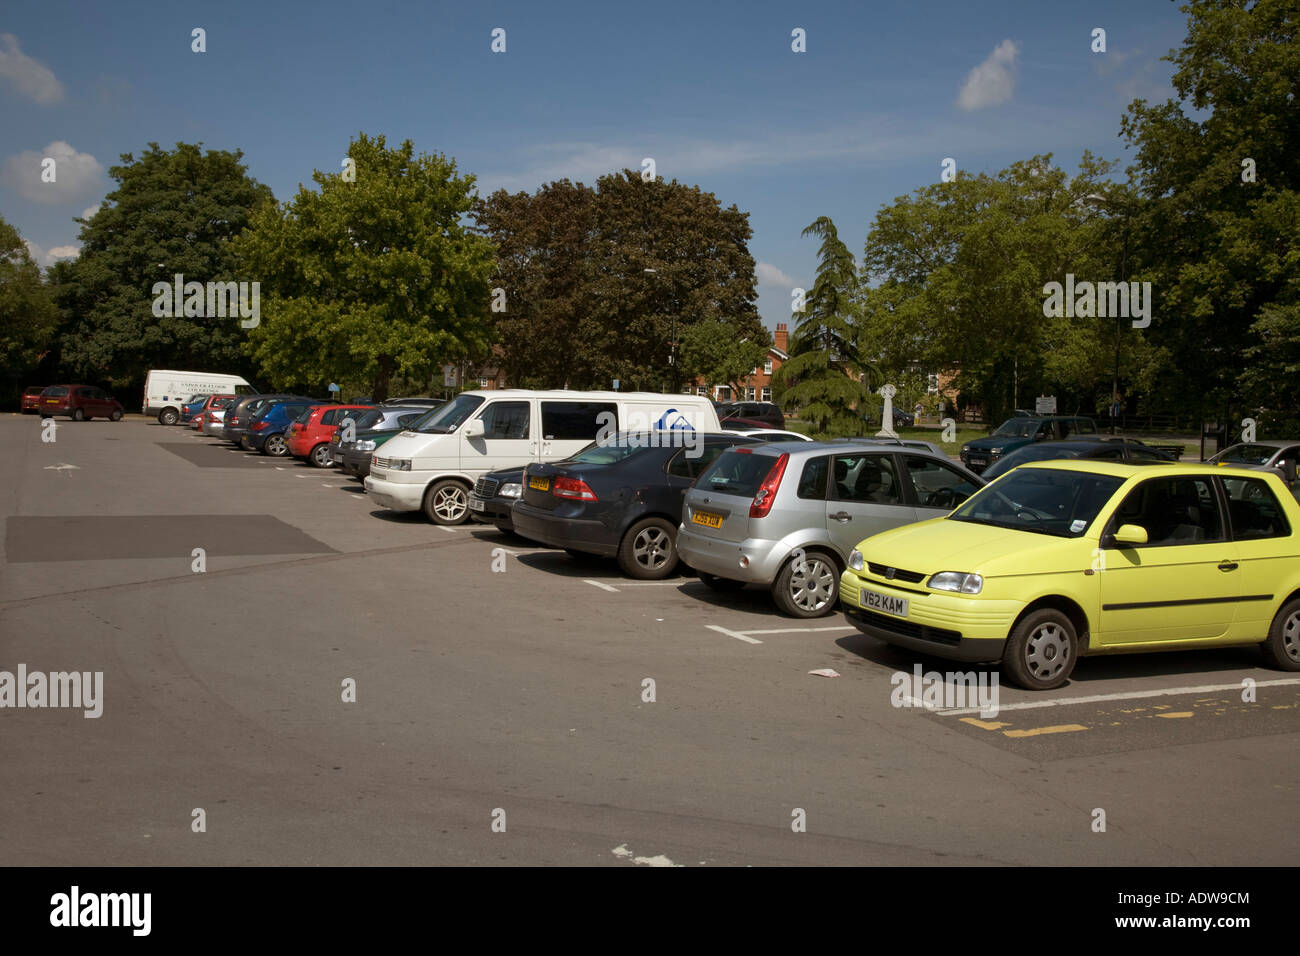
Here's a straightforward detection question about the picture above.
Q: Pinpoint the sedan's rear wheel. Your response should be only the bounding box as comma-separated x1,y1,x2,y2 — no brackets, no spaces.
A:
618,518,678,579
1261,597,1300,671
771,550,838,618
72,408,85,421
423,480,470,525
1003,609,1078,690
109,409,123,421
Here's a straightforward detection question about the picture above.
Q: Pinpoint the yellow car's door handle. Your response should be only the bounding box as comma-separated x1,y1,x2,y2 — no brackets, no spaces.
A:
1218,561,1239,571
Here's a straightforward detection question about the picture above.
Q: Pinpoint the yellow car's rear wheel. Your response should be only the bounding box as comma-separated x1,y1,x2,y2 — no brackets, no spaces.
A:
1003,609,1078,690
1262,598,1300,671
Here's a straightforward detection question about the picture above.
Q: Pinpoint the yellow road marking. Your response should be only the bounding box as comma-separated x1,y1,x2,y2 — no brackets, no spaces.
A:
960,718,1009,731
1156,711,1193,719
1003,724,1088,738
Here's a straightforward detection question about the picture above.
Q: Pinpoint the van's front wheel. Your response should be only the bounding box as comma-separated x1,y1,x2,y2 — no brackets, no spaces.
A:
424,480,470,525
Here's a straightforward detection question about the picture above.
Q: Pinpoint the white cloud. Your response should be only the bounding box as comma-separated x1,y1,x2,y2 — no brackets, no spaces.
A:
956,39,1020,111
22,237,80,267
81,206,99,221
4,141,105,203
0,34,63,104
756,262,798,289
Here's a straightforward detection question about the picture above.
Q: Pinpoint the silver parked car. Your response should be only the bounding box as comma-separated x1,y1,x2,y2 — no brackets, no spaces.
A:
678,441,984,617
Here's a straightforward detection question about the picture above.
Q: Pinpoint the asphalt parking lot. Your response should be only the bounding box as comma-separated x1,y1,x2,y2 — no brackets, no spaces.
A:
2,414,1297,865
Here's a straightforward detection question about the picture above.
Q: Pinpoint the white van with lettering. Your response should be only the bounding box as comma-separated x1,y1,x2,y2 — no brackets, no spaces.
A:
144,369,256,425
364,390,720,524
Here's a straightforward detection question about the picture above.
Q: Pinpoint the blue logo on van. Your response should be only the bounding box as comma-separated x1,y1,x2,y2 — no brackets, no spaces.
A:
655,409,696,431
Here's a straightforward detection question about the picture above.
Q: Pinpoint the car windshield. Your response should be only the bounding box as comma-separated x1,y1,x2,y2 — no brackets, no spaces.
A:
1216,443,1280,465
992,419,1038,438
416,394,485,433
950,467,1124,537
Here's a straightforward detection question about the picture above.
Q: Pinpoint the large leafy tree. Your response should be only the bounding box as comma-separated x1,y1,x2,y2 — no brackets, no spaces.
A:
472,180,598,388
1119,0,1299,426
677,317,770,396
49,143,272,388
773,216,875,434
234,133,497,400
0,216,59,390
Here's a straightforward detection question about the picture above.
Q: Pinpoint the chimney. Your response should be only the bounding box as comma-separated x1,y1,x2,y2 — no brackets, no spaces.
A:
774,323,788,353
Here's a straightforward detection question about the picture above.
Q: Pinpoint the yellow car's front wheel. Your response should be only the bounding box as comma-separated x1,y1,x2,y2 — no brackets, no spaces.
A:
1262,597,1300,671
1003,609,1079,691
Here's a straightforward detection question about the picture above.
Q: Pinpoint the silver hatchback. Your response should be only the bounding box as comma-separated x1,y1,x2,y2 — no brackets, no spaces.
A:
678,441,983,617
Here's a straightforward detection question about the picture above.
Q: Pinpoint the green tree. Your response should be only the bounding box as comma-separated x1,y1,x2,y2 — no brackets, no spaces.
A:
234,133,497,400
1119,0,1299,424
49,143,272,388
774,216,874,434
677,317,770,396
0,217,59,390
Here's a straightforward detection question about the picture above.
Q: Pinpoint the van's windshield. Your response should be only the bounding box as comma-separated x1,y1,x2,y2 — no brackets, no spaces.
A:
415,394,484,433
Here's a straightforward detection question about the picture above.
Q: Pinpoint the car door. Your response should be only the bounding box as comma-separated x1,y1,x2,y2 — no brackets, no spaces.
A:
1219,474,1295,639
901,455,982,518
1097,474,1239,644
462,399,535,474
824,451,918,554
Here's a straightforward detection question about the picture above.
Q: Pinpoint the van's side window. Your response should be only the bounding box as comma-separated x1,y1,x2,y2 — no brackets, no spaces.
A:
479,401,531,439
541,402,618,440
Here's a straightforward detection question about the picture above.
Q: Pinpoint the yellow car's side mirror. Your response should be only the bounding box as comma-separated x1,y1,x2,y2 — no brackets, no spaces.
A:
1112,524,1149,546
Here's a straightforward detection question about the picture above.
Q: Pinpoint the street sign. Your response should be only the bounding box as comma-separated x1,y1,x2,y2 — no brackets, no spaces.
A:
443,365,457,387
612,379,620,391
328,383,340,393
1035,395,1057,415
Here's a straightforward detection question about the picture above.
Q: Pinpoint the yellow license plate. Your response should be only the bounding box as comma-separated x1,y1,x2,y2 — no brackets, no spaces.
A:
529,476,550,491
692,510,724,528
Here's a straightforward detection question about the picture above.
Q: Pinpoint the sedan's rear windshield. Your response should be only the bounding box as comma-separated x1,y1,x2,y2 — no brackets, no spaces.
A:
950,468,1124,537
697,449,779,497
294,406,317,424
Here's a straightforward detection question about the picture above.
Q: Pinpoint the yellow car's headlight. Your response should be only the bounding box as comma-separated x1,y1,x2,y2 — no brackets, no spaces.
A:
928,571,983,594
848,548,863,571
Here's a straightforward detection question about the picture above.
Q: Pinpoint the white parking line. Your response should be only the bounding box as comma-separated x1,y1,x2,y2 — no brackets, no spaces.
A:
936,678,1300,717
584,579,619,593
706,624,763,645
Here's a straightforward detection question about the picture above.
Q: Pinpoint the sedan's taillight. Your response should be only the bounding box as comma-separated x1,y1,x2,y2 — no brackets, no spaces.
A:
553,476,598,501
749,452,789,518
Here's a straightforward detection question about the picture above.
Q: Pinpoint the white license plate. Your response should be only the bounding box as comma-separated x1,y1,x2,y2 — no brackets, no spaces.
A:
860,588,909,617
468,498,485,512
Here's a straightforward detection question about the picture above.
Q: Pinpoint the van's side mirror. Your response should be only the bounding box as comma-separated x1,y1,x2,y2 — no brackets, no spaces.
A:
464,418,485,439
1111,524,1148,546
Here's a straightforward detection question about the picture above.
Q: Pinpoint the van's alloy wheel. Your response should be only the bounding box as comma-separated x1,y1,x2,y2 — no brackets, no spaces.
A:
1003,608,1078,690
424,480,469,525
772,551,837,617
1261,597,1300,670
618,518,678,579
159,408,179,425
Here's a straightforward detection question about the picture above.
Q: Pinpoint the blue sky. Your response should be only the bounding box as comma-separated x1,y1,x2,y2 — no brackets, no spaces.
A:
1,0,1187,331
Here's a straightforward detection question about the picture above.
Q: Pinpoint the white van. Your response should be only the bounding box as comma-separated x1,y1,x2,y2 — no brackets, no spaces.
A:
144,370,257,425
364,390,720,524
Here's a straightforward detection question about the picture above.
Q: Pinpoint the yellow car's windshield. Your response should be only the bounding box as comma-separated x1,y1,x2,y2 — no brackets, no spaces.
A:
951,468,1125,537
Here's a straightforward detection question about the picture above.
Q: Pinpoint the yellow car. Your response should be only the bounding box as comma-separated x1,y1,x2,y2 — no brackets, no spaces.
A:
839,460,1300,690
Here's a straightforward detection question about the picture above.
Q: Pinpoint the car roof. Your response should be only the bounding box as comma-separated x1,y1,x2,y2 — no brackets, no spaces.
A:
1020,459,1266,479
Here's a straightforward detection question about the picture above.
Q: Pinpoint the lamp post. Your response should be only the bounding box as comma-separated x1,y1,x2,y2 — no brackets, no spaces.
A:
1082,194,1132,435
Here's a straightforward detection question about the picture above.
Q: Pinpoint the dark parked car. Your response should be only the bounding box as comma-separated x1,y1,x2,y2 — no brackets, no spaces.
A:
511,432,758,578
469,466,527,532
960,415,1098,474
981,439,1176,480
21,386,45,413
718,401,784,429
332,406,431,477
241,400,316,456
222,394,315,446
38,385,124,421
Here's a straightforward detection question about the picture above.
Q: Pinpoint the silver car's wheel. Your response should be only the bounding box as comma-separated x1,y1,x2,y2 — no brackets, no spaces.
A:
773,551,838,618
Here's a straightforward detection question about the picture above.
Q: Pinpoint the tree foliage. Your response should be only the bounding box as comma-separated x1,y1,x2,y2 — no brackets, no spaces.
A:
234,133,497,400
0,216,59,385
678,317,770,396
49,142,272,388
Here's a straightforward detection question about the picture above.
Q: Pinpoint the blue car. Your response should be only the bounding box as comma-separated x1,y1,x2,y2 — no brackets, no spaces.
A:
179,394,210,423
241,400,316,457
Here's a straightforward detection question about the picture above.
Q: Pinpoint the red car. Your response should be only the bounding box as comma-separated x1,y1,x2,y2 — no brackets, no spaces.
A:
287,404,374,467
38,385,124,421
190,394,235,432
21,386,45,413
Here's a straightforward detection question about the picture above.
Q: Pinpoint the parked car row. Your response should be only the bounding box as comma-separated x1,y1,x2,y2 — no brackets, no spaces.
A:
176,387,1300,692
27,385,125,421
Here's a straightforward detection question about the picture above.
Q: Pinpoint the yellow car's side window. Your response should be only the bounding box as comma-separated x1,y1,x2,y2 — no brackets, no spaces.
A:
1108,476,1223,546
